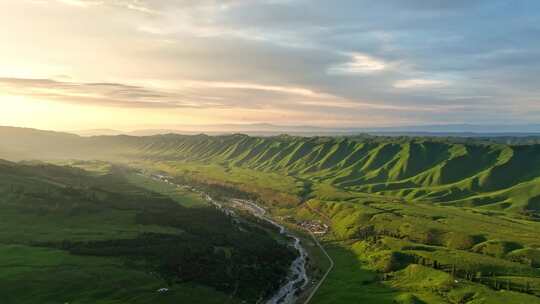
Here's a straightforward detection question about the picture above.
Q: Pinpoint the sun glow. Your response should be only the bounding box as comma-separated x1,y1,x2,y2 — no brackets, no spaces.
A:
0,93,234,131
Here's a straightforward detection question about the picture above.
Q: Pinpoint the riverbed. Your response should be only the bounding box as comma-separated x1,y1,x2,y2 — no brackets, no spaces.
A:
231,200,309,304
148,174,309,304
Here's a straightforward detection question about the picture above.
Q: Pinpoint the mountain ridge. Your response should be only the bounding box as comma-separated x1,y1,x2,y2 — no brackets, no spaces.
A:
0,126,539,214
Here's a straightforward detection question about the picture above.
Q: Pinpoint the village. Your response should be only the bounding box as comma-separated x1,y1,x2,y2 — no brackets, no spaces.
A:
281,216,330,236
298,220,329,236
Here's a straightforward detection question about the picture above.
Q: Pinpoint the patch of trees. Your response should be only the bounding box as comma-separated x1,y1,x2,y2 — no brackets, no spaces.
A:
413,255,538,296
44,226,295,301
1,163,297,302
352,225,540,296
172,172,300,207
172,174,257,201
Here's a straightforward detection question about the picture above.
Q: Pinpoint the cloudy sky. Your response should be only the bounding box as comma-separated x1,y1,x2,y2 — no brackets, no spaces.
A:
1,0,539,131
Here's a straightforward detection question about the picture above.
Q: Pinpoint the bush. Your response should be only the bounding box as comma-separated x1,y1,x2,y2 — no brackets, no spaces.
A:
444,232,484,250
472,240,523,258
394,293,426,304
399,223,444,245
371,251,415,272
507,248,540,267
447,288,477,304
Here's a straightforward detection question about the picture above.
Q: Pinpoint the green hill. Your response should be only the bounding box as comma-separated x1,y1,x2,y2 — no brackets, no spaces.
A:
1,127,540,214
0,159,294,303
4,127,540,303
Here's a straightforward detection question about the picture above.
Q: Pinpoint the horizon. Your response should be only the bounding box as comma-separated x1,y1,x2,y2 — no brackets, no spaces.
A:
2,1,540,130
5,123,540,137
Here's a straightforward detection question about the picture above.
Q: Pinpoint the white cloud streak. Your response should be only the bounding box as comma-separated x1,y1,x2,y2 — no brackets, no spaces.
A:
328,53,388,74
393,78,449,89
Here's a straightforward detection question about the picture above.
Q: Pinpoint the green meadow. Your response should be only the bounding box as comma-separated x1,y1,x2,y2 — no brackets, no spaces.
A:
0,159,294,303
0,245,236,304
3,127,540,303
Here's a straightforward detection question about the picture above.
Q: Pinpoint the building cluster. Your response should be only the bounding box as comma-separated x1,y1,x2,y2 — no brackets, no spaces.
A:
299,220,329,235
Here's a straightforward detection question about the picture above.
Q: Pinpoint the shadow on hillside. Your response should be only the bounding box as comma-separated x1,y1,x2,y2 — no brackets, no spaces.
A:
311,244,407,304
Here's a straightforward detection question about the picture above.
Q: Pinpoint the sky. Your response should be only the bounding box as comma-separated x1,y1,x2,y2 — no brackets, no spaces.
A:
1,0,539,131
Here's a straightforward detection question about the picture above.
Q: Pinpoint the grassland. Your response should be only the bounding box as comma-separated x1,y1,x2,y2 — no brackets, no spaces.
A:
4,128,540,214
109,135,540,303
0,245,235,304
124,172,207,208
309,245,400,304
3,127,540,303
137,160,540,303
0,159,295,303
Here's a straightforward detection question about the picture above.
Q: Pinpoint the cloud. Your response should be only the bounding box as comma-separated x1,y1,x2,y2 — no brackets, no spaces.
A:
4,0,540,127
182,81,333,99
327,53,388,74
393,78,449,89
56,0,99,7
54,0,159,14
0,77,338,109
1,76,442,120
0,78,188,108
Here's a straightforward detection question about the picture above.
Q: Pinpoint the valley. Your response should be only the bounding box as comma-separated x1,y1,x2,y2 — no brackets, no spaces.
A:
2,127,540,303
0,159,296,303
142,172,312,304
4,1,540,303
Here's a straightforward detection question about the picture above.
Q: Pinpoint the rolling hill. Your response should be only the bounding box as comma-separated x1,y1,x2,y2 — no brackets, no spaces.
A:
0,158,294,303
119,134,540,213
1,127,539,214
4,126,540,303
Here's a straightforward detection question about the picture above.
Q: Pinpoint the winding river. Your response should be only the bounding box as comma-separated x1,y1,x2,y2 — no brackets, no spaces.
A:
148,174,309,304
231,200,309,304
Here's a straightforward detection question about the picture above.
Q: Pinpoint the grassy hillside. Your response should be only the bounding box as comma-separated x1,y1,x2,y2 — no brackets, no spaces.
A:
0,159,294,303
2,128,539,214
110,134,540,214
152,165,540,303
4,127,540,303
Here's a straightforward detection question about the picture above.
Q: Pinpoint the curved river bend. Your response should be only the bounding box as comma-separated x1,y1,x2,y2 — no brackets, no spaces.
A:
148,174,309,304
231,200,309,304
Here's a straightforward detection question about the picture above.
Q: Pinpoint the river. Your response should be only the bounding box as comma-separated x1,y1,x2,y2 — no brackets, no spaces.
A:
148,174,309,304
230,200,309,304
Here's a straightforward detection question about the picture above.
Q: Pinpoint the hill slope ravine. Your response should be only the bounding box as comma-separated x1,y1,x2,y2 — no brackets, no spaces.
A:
1,128,539,214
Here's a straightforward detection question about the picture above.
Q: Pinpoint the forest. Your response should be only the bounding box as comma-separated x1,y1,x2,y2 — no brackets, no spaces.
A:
0,159,294,303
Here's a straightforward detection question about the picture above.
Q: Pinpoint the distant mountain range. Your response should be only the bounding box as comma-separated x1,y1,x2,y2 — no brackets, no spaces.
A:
3,125,540,214
72,123,540,137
